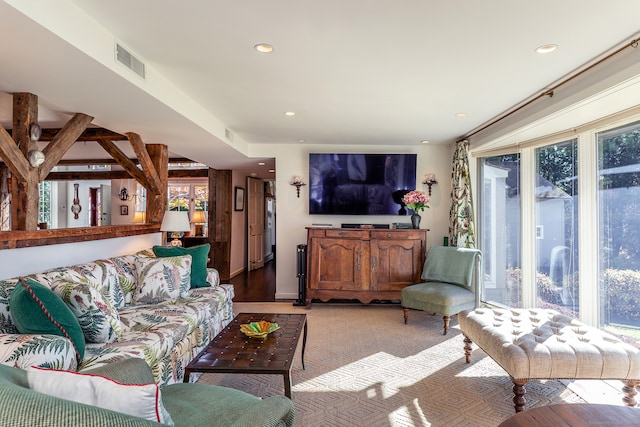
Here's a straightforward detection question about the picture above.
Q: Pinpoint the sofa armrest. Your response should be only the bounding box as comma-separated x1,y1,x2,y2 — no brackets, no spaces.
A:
229,396,295,427
81,358,156,385
0,333,77,371
206,267,220,287
0,364,161,426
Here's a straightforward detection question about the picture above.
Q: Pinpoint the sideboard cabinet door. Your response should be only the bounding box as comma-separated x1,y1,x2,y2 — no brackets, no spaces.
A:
370,231,425,291
309,236,367,291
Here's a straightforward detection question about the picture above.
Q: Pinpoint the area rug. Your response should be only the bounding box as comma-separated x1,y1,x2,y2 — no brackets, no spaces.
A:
197,302,584,426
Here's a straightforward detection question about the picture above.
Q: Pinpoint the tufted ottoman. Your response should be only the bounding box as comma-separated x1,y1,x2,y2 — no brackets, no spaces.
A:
459,308,640,413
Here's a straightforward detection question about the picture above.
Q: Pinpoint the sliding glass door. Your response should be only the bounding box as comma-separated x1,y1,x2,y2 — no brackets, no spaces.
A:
597,122,640,335
534,140,579,318
478,118,640,341
480,154,522,307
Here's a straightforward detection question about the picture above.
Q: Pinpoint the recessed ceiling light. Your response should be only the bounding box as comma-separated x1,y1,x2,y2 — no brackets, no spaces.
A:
258,162,265,166
297,139,306,143
455,112,468,117
254,43,274,53
535,44,558,54
285,111,296,116
421,140,430,144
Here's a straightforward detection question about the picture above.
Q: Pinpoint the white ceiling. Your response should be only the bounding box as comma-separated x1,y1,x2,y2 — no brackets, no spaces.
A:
1,1,640,179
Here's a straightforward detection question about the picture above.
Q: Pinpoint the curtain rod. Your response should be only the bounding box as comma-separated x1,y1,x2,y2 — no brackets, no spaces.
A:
464,37,640,140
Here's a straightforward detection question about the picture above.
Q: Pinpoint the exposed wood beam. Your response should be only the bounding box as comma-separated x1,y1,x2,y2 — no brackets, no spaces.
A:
0,223,160,250
126,132,162,195
145,144,168,225
6,127,127,142
0,123,29,181
44,168,208,181
11,93,38,231
39,113,94,182
97,139,153,191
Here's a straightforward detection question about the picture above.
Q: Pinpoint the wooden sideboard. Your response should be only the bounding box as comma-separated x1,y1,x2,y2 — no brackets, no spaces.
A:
306,227,427,305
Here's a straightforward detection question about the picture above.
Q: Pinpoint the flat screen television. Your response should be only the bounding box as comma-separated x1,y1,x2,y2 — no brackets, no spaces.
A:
309,153,417,215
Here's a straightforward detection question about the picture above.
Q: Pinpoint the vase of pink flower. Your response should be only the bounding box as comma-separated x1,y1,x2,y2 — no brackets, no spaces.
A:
402,190,430,229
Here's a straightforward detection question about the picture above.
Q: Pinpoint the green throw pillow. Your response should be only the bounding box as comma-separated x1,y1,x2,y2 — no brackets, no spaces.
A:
153,244,211,288
10,278,86,363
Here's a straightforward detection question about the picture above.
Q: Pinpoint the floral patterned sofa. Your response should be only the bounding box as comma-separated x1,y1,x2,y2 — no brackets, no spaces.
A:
0,248,234,386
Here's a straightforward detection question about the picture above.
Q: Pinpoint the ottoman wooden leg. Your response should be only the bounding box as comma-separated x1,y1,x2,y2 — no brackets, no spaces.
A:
442,315,450,335
403,307,408,324
622,380,639,407
512,379,528,413
463,335,473,363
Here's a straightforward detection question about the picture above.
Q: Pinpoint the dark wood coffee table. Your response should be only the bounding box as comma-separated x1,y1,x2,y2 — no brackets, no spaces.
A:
184,313,307,398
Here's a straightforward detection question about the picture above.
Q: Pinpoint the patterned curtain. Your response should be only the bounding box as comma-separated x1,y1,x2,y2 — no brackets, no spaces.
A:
449,139,476,248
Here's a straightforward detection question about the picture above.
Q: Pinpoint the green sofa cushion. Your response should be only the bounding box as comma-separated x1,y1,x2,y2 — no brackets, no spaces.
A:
10,278,85,363
153,244,211,288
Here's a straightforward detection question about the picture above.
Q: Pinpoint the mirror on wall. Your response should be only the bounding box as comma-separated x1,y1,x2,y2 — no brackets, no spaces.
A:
36,178,146,230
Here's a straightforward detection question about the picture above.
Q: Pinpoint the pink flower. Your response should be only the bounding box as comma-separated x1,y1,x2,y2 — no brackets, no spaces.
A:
402,190,430,212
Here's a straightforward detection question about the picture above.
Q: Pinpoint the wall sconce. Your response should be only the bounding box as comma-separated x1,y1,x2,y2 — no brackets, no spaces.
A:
422,173,438,196
290,176,306,198
119,187,131,201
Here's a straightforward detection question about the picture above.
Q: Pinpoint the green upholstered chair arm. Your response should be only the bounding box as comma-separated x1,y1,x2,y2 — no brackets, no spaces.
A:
1,358,295,427
81,357,156,384
0,364,161,427
160,383,295,427
230,396,295,427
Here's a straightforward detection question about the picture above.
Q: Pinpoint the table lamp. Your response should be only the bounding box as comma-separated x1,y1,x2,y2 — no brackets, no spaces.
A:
160,211,191,246
131,211,146,224
190,211,207,236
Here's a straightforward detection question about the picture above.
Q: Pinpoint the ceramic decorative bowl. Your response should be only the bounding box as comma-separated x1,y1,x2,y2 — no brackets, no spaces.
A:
240,320,280,339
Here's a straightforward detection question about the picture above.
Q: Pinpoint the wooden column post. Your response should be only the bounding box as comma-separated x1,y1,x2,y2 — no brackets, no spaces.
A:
208,168,232,280
10,93,39,231
145,144,168,228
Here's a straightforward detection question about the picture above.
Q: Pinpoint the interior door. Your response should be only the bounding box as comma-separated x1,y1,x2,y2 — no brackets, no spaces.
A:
100,184,111,225
247,177,265,271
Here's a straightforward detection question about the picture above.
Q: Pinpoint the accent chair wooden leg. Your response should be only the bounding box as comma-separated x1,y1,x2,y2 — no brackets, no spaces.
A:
442,315,450,335
622,380,640,407
403,307,408,324
463,335,473,363
512,379,528,413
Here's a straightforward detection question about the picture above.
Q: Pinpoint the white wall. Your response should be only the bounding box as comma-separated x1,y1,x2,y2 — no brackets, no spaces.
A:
0,233,161,280
254,143,454,300
110,179,138,226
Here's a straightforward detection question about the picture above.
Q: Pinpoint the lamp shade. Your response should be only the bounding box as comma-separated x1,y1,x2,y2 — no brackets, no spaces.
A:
190,211,207,224
160,211,191,232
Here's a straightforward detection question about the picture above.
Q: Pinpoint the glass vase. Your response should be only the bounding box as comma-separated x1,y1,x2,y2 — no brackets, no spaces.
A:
411,213,421,229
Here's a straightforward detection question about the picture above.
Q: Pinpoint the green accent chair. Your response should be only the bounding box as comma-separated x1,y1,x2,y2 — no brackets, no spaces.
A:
401,246,482,335
0,358,295,427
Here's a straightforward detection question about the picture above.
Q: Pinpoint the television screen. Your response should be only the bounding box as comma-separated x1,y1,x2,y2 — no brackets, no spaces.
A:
309,153,417,215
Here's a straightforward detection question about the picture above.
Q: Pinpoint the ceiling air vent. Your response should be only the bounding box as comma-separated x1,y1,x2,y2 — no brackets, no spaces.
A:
115,43,146,79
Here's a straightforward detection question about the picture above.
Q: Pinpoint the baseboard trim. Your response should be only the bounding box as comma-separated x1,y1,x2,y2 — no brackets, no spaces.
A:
276,292,298,300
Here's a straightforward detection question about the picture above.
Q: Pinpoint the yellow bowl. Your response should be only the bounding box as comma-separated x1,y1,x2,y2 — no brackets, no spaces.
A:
240,321,280,339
